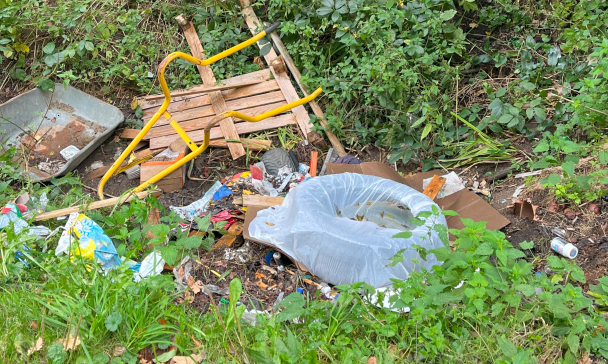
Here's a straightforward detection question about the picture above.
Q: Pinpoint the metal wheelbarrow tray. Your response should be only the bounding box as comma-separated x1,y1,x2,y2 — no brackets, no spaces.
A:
0,84,124,181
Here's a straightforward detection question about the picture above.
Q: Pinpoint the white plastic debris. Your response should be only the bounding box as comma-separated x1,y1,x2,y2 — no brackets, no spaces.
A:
170,181,222,221
422,171,466,199
90,161,104,171
134,251,165,282
250,173,447,288
60,145,80,161
252,179,278,197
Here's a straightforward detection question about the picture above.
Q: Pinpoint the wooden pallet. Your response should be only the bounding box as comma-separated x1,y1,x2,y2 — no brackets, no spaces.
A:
134,14,312,159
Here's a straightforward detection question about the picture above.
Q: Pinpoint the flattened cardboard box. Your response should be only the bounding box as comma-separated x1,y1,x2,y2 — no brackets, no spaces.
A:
243,161,510,272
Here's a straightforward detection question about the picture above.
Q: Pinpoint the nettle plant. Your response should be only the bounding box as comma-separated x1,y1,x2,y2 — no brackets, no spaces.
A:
356,208,608,361
540,155,608,205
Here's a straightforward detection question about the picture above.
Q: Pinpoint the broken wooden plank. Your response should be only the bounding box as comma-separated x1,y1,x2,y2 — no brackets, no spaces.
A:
138,69,272,110
422,175,446,201
241,195,284,208
83,148,155,181
239,0,313,136
269,30,347,157
176,15,245,159
145,101,287,139
34,191,160,221
149,113,296,149
145,91,286,126
120,129,141,139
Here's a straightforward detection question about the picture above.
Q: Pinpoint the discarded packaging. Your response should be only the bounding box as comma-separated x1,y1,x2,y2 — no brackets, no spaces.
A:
0,193,51,237
170,181,222,221
422,172,465,199
249,173,447,287
56,212,120,270
551,237,578,259
59,145,80,161
252,179,279,197
134,251,165,282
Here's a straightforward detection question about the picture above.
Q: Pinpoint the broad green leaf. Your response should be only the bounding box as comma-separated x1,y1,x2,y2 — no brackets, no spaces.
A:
386,249,406,267
153,349,175,363
105,312,122,332
277,292,306,322
420,123,433,140
316,6,333,16
520,81,536,90
159,245,178,266
259,43,272,57
599,151,608,165
37,78,54,91
540,173,561,186
440,9,457,21
150,224,170,237
514,284,535,297
519,241,534,249
497,114,513,124
43,42,56,54
392,231,412,239
547,255,565,269
561,161,575,177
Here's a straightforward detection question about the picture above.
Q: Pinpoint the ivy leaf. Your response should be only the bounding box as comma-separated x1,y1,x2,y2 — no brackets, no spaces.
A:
540,173,561,186
260,43,272,57
534,107,546,120
526,107,534,119
488,99,505,118
440,10,457,21
520,81,536,91
473,55,492,65
159,245,178,266
43,42,56,54
494,55,507,67
104,312,123,332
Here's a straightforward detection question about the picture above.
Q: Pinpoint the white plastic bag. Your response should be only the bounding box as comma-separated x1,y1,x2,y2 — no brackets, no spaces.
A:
249,173,447,288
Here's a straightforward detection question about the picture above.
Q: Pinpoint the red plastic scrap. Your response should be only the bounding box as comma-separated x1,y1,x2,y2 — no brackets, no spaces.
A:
250,165,263,180
210,210,236,229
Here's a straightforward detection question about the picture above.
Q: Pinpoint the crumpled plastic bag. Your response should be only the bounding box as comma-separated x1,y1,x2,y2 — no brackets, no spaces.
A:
56,213,120,270
249,173,447,288
170,181,222,221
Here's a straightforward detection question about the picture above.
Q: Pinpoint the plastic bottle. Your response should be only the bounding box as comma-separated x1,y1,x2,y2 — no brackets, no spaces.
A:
551,237,578,259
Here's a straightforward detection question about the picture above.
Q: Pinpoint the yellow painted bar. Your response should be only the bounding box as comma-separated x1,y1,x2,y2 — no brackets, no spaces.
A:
170,120,198,152
224,87,323,122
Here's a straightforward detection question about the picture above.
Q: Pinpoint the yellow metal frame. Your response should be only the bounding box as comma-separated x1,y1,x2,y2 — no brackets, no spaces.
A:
98,25,322,199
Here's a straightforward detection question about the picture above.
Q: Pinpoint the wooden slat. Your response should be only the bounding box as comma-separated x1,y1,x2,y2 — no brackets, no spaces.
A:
146,91,286,126
140,80,279,115
34,191,159,221
143,80,263,101
422,175,446,201
150,113,296,150
176,15,245,159
120,129,141,139
145,101,287,140
237,195,284,208
239,0,313,135
139,69,272,110
269,31,347,157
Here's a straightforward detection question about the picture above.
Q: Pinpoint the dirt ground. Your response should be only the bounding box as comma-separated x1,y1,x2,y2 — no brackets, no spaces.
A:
29,119,608,304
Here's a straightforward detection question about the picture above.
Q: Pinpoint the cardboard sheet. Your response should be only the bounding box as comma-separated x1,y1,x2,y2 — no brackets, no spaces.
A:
326,162,510,231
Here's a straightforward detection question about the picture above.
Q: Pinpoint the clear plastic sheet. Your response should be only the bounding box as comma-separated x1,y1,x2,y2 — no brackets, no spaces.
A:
249,173,447,288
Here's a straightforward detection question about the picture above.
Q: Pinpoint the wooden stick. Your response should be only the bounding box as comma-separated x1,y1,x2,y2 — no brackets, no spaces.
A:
236,195,284,207
268,31,347,157
34,191,160,221
175,15,245,159
238,0,313,136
